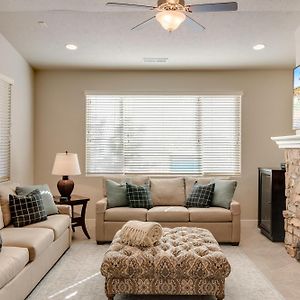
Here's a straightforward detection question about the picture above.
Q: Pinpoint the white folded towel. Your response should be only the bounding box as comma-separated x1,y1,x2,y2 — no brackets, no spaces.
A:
120,220,163,248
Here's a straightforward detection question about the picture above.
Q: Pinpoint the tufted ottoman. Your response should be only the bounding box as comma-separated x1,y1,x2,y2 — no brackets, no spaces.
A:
101,227,231,300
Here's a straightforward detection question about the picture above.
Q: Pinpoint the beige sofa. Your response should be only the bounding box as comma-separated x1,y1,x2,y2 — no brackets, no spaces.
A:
96,176,240,245
0,182,72,300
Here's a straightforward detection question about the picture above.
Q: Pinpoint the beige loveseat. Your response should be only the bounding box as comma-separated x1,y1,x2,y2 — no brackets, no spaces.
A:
96,176,240,245
0,182,72,300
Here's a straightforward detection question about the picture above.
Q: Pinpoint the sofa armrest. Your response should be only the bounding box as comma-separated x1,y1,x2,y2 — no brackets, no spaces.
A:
230,200,240,216
96,198,107,243
56,204,72,217
230,200,240,245
96,197,108,214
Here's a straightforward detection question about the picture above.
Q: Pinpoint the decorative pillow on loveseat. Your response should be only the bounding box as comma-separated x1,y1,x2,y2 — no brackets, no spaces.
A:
185,183,215,208
126,183,152,209
211,179,237,209
16,184,58,215
9,190,47,227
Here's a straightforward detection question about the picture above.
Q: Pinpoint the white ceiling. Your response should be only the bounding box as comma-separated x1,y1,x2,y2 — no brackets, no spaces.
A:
0,0,300,70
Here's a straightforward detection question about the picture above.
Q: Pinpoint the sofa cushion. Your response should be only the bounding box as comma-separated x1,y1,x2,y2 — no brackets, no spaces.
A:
147,206,189,222
188,207,232,222
0,246,29,289
211,179,237,209
126,183,152,209
0,207,4,229
0,182,18,226
150,177,185,206
106,180,128,208
15,184,58,216
25,214,70,240
1,227,54,261
185,183,215,208
105,207,148,222
9,190,47,227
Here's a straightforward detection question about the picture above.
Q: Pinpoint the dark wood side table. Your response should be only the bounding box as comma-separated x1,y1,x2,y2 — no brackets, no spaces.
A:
54,195,90,239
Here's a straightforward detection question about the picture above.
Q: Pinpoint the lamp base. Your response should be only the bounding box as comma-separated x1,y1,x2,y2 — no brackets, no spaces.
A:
57,176,74,199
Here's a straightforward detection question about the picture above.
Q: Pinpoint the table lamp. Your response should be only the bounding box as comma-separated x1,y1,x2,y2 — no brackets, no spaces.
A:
52,151,81,199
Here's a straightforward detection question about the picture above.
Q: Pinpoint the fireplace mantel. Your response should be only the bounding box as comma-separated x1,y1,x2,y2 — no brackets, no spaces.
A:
271,134,300,149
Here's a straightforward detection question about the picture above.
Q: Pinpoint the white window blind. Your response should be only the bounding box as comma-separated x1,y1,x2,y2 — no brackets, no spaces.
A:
86,94,241,175
0,76,12,182
199,96,241,175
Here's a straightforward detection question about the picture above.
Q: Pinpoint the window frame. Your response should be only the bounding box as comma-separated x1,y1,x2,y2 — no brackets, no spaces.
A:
0,73,13,183
85,92,242,176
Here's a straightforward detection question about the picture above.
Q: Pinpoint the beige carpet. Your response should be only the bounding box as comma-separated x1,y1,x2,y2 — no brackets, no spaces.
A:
27,239,284,300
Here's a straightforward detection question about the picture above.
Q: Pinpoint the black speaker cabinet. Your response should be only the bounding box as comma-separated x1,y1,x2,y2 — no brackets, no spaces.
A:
258,168,286,242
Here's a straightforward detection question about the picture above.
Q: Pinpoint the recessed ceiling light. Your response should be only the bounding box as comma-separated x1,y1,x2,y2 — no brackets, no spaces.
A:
65,44,78,50
253,44,265,51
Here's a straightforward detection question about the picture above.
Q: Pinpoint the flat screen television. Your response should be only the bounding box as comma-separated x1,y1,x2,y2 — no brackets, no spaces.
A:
293,65,300,129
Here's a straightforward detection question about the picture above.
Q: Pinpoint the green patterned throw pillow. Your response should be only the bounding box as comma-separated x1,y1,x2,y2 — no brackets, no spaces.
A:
9,190,47,227
185,183,215,208
126,183,152,209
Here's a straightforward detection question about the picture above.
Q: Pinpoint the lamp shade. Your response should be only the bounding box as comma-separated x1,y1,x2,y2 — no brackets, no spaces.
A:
52,152,81,176
156,10,186,32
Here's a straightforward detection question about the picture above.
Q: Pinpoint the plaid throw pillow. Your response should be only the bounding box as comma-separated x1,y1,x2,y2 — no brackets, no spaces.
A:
185,183,215,208
126,183,152,209
9,189,47,227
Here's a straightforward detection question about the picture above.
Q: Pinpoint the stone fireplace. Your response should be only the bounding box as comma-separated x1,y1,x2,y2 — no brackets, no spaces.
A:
272,135,300,260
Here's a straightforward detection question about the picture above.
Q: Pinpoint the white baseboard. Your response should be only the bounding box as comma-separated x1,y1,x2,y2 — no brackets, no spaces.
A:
241,220,258,228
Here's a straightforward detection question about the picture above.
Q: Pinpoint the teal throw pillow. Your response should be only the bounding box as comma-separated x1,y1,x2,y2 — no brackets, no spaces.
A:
126,183,152,209
211,179,237,209
106,180,128,208
15,184,58,216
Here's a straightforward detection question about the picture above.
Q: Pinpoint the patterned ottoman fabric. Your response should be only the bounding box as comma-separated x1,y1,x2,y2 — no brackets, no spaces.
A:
101,227,231,300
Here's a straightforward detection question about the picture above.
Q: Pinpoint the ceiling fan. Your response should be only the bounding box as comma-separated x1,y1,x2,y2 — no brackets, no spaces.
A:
106,0,238,32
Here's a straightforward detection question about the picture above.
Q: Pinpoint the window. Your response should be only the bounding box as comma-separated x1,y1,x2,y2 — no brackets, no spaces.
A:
86,94,241,175
0,75,12,182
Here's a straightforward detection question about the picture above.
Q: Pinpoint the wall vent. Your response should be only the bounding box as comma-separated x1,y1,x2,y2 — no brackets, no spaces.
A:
143,57,168,63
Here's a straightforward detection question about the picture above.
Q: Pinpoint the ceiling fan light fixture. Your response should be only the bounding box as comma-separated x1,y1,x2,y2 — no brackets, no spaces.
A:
65,44,78,50
253,44,265,51
156,10,186,32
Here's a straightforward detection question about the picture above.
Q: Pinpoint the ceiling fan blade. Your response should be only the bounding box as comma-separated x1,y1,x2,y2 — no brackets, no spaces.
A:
131,15,156,30
106,2,155,10
185,15,206,30
188,2,238,13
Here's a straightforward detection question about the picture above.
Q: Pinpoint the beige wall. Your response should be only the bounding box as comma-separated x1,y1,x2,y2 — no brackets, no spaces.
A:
0,34,34,184
34,69,293,220
296,27,300,65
